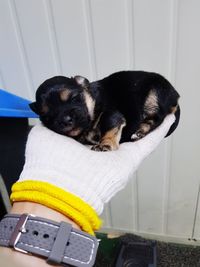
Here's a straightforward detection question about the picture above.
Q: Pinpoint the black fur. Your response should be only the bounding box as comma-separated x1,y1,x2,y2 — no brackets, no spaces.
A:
30,71,180,151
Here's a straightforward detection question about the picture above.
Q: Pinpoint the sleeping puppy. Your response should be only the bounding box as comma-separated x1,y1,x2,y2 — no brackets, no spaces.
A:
30,71,180,151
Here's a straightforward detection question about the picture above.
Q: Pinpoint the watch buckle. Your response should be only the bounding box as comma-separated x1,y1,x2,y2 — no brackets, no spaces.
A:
9,213,33,254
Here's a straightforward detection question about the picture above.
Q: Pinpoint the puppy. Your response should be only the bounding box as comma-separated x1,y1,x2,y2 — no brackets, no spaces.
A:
30,71,180,151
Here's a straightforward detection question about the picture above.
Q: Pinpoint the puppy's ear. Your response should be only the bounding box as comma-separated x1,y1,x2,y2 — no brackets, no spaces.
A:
74,76,89,88
29,102,40,115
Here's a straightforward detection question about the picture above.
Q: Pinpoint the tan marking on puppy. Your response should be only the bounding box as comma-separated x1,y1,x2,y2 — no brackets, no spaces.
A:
60,89,71,101
170,105,178,114
115,122,126,145
100,122,126,151
83,90,95,120
131,120,154,140
140,123,151,133
144,89,159,115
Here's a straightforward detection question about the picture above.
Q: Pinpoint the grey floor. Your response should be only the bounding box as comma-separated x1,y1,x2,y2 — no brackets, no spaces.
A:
157,241,200,267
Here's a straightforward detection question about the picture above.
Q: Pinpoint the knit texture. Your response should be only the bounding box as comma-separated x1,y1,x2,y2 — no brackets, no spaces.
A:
18,115,175,216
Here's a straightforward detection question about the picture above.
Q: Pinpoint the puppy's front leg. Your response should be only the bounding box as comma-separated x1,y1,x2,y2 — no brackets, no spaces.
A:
92,111,126,151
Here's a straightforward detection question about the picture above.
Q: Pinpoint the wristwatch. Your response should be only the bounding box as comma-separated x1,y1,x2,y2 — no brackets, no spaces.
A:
0,213,99,267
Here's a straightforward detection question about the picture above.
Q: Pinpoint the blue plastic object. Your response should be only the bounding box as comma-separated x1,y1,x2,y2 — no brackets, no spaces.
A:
0,89,38,118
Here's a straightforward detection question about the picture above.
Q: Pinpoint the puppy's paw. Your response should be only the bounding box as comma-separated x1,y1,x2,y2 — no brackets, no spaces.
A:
131,131,145,141
91,144,112,152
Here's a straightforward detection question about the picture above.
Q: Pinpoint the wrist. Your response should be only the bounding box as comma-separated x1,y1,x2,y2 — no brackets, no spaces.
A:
0,203,99,267
0,202,80,267
11,202,81,230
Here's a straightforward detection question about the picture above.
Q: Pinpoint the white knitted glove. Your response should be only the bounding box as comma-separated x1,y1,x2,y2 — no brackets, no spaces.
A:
16,114,175,215
11,114,175,234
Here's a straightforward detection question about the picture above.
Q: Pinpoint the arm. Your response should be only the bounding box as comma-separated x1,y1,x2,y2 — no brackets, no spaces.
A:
0,114,175,267
0,202,79,267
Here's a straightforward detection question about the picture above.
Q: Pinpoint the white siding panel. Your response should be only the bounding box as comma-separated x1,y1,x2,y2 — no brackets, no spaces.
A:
101,204,112,228
50,0,93,80
136,141,168,234
109,175,138,231
167,0,200,238
133,0,171,75
0,0,32,98
193,186,200,240
132,0,173,235
13,0,61,93
89,0,129,78
0,71,6,89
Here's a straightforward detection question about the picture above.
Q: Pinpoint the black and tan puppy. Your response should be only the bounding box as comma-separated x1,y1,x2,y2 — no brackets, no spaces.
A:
30,71,180,151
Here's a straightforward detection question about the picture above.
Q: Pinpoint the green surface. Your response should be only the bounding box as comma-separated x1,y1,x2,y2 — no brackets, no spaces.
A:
95,233,120,266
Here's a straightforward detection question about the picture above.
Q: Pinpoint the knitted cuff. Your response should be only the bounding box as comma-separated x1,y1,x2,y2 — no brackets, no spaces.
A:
10,180,102,235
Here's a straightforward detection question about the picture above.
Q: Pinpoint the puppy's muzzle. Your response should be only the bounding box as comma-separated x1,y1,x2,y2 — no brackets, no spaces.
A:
60,115,73,128
57,116,83,137
57,115,74,131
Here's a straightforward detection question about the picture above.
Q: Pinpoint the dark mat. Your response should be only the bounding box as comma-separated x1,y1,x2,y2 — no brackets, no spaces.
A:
95,233,200,267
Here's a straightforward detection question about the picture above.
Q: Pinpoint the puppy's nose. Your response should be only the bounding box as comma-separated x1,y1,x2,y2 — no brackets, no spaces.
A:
63,115,73,125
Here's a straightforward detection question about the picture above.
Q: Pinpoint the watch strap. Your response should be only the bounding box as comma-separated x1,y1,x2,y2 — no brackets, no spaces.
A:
0,214,99,267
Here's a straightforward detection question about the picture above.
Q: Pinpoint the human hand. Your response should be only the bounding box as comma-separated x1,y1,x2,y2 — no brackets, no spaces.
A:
11,114,175,234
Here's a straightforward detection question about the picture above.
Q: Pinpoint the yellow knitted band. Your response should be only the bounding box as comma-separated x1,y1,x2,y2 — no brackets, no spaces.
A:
10,181,102,235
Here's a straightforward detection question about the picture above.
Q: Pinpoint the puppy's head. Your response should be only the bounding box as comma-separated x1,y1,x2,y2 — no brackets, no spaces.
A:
30,75,95,138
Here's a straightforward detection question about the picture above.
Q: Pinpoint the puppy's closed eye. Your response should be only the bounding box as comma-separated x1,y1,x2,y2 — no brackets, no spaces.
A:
71,92,80,100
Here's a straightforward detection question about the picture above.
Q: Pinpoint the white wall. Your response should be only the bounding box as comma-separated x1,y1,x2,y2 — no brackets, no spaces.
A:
0,0,200,244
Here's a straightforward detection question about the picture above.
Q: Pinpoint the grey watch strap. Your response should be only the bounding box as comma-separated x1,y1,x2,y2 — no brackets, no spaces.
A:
0,214,99,267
